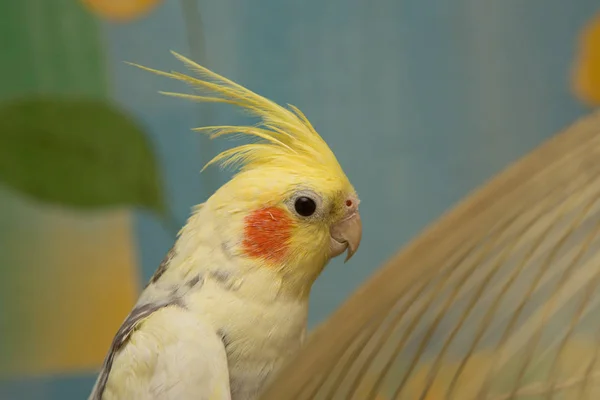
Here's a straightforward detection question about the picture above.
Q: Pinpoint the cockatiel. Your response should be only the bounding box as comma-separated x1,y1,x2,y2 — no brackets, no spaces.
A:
88,51,362,400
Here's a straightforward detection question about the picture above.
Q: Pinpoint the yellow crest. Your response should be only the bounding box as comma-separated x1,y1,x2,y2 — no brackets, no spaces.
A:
128,52,347,180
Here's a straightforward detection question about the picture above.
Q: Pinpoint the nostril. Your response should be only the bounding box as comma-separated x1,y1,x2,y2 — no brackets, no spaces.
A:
345,199,353,207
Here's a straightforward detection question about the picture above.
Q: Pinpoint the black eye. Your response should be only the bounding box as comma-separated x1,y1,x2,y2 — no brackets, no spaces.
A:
294,196,317,217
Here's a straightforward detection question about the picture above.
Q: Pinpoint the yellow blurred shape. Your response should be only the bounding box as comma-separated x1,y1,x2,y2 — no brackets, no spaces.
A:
572,11,600,106
0,193,140,376
81,0,161,22
396,339,600,400
404,352,493,400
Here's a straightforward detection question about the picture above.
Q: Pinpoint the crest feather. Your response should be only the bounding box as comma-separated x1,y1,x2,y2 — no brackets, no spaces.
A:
127,51,342,174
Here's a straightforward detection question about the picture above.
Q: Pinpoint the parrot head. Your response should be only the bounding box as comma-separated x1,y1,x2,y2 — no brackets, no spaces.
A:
132,52,361,295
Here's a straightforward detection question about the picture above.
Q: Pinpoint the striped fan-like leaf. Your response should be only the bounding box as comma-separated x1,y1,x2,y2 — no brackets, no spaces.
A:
260,110,600,400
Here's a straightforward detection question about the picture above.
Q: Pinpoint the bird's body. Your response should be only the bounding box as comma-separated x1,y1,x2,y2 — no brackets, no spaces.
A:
89,52,361,400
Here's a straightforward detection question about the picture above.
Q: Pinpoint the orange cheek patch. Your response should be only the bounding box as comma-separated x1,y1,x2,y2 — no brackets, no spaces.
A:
242,207,293,264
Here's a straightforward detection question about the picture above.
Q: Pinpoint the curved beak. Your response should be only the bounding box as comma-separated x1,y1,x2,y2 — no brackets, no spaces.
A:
329,211,362,262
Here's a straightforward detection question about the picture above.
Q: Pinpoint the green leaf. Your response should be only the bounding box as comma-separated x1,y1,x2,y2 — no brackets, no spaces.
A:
0,97,166,215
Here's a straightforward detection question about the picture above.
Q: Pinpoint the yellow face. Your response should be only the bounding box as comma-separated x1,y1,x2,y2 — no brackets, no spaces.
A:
211,166,361,289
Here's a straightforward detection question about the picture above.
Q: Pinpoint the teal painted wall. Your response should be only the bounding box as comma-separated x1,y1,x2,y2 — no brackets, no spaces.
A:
1,0,599,398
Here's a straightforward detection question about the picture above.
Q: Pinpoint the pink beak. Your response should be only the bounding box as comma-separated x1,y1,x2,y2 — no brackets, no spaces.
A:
329,211,362,262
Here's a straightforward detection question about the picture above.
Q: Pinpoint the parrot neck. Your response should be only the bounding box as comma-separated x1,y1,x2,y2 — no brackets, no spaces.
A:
141,203,327,304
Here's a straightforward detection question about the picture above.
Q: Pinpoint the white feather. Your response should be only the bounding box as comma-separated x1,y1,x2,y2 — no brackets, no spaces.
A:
101,306,231,400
